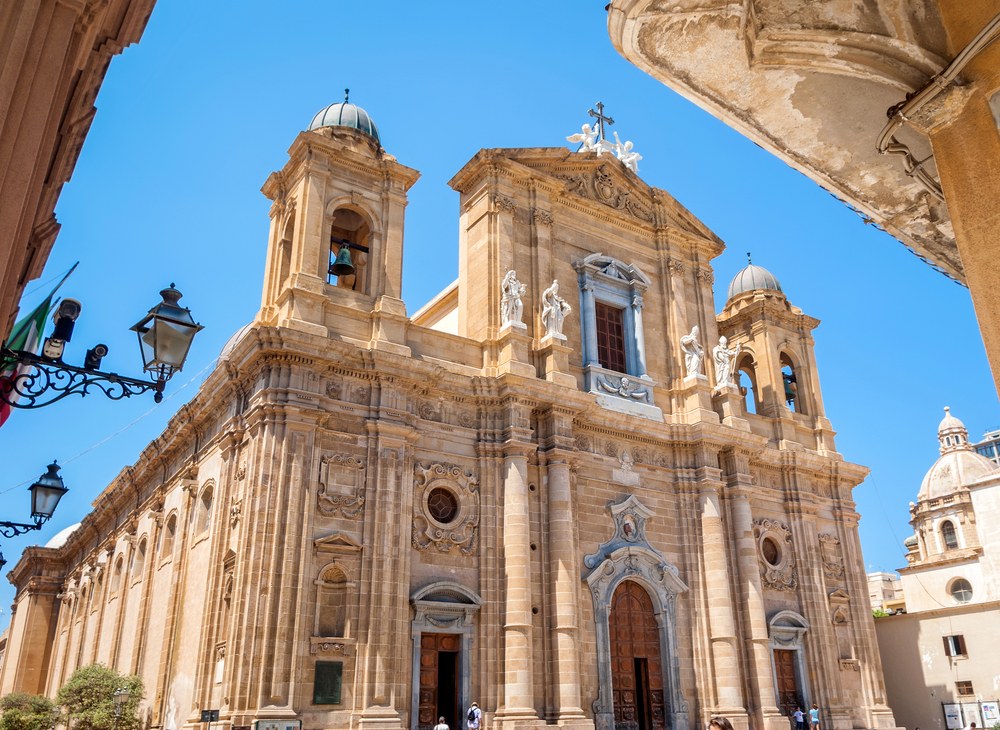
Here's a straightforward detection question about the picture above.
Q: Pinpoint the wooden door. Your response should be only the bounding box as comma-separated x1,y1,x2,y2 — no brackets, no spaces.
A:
418,633,461,730
774,649,800,717
610,581,666,730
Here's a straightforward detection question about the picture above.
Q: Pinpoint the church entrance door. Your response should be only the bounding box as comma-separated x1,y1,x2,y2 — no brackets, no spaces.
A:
418,633,461,730
610,581,666,730
773,649,801,717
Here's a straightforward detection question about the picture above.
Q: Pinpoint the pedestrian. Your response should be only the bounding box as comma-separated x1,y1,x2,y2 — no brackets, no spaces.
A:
809,704,820,730
709,717,735,730
793,707,806,730
467,702,482,730
434,716,449,730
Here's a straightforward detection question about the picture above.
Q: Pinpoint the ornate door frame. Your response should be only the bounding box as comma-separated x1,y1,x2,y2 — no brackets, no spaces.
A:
585,496,689,730
768,611,810,709
409,582,481,730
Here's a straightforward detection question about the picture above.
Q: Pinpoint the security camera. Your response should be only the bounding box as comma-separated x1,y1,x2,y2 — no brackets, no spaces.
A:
84,344,109,371
41,298,83,360
51,298,82,342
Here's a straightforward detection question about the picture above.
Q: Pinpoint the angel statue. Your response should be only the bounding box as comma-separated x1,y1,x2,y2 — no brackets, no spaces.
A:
566,123,599,152
541,279,572,337
612,132,642,172
680,325,704,377
500,270,527,326
712,335,741,394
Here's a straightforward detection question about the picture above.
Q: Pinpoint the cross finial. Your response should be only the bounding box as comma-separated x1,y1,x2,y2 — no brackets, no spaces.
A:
344,88,350,103
588,101,615,141
746,252,752,265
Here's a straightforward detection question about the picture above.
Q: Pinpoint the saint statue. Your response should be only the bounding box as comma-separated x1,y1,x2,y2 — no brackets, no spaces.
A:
712,335,741,393
541,279,572,337
500,270,526,326
680,325,704,377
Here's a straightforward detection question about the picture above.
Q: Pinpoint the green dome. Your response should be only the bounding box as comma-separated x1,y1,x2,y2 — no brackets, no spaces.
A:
308,90,380,144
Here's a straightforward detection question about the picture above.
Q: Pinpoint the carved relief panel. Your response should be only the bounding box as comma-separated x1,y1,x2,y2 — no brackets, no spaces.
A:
819,533,845,579
412,462,479,555
318,454,366,519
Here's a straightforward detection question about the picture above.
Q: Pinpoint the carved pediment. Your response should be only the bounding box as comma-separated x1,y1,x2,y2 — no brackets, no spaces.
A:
313,532,362,554
557,161,654,223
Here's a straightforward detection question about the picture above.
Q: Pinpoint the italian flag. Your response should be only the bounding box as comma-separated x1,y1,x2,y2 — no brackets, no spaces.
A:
0,264,77,428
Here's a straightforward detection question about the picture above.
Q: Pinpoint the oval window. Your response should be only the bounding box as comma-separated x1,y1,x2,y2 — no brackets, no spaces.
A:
761,537,781,566
427,487,459,525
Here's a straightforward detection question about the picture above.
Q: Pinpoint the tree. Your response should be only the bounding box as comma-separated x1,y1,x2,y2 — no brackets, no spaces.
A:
0,693,59,730
56,665,143,730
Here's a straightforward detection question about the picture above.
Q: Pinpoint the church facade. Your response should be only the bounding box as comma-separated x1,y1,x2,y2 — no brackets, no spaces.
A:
0,101,896,730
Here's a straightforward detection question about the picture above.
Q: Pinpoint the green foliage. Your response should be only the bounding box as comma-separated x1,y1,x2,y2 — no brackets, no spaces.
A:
872,608,888,618
0,692,59,730
56,665,143,730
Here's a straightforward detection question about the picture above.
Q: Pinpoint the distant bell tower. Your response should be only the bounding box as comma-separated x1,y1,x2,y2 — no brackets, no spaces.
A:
258,91,419,350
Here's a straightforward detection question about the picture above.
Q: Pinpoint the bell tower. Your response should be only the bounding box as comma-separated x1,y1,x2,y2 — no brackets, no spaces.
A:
258,92,419,348
716,258,836,453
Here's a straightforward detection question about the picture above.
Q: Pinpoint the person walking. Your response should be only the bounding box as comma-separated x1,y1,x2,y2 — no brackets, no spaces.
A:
467,702,482,730
809,704,820,730
434,716,449,730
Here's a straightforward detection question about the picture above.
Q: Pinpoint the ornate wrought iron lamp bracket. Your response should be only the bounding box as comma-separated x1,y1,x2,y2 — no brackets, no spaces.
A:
0,346,165,409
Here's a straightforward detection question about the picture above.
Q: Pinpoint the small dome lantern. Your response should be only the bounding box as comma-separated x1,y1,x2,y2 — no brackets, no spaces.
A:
308,89,380,145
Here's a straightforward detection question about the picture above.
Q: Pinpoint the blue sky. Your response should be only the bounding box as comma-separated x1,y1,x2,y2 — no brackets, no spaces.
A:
0,1,994,628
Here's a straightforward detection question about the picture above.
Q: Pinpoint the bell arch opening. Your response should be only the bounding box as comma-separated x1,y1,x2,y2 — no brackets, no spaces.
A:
327,207,372,293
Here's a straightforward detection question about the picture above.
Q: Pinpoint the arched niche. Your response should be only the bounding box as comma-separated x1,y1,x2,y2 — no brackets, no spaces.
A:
584,495,688,730
409,582,482,730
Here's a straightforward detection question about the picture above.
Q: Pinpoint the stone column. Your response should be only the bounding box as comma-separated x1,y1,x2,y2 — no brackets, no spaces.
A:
580,282,599,366
357,418,417,730
631,292,648,378
699,484,745,714
544,443,590,728
495,439,539,728
724,450,783,730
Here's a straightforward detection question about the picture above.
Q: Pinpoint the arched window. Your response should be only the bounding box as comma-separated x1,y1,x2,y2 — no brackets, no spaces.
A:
131,538,147,582
327,208,371,293
737,353,760,414
950,578,973,604
941,521,959,550
196,484,214,535
110,556,124,595
316,564,350,638
779,352,803,413
160,513,177,559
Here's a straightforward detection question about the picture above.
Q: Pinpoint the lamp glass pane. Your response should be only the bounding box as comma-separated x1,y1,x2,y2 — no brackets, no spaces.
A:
150,319,195,368
31,484,64,518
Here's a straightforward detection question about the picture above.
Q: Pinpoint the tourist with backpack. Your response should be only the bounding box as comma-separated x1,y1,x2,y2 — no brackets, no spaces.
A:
467,702,482,729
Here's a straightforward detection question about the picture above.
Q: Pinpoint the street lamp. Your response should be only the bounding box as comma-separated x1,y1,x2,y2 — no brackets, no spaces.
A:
0,461,68,538
113,687,130,728
0,284,202,409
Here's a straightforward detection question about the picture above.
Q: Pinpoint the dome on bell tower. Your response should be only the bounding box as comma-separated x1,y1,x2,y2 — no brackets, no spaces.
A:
726,254,783,300
917,407,998,500
308,89,380,144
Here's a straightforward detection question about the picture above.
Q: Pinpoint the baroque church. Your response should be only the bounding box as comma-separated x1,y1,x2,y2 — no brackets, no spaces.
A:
0,98,896,730
875,409,1000,730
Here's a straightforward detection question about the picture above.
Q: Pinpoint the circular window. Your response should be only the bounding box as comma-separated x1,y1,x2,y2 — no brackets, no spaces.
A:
427,487,459,524
950,578,973,604
761,537,781,566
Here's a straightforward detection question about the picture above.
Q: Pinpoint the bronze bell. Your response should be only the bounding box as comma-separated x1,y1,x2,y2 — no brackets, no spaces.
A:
329,245,355,277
